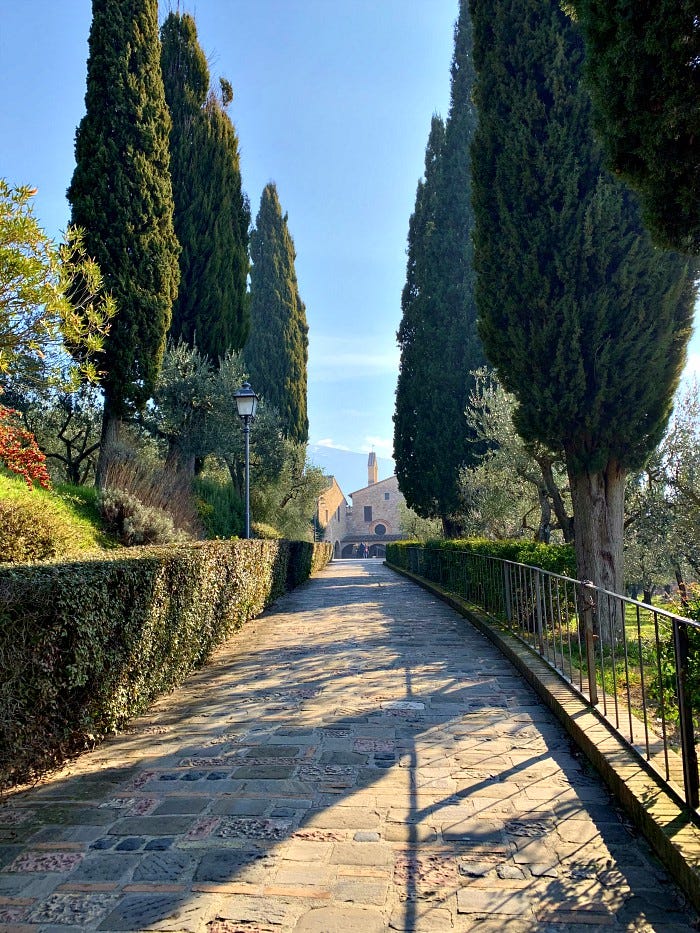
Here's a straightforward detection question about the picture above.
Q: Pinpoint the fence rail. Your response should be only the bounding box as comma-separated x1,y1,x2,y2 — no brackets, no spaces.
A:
389,546,700,815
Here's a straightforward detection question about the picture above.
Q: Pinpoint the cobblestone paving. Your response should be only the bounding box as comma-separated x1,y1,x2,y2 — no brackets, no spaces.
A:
1,560,698,932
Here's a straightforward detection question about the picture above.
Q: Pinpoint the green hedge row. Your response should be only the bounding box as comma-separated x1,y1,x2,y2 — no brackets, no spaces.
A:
0,539,332,789
386,537,576,577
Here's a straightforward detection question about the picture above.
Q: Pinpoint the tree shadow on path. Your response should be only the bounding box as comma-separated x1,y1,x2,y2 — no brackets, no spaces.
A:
0,561,697,931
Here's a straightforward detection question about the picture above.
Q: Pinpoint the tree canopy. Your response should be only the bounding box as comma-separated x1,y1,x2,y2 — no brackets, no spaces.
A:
470,0,695,617
0,180,114,393
393,0,484,535
161,12,250,360
245,183,309,444
570,0,700,254
68,0,179,482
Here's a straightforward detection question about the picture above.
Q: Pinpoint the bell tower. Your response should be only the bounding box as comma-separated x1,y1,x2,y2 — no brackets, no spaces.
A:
368,451,378,486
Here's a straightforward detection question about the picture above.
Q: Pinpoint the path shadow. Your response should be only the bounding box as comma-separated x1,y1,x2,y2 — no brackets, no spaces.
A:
0,561,696,931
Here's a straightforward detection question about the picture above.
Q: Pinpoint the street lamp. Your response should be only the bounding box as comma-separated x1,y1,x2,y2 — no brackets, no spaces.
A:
233,381,259,539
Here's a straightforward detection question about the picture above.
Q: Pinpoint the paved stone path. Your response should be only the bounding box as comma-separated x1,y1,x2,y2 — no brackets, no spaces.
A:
1,560,698,932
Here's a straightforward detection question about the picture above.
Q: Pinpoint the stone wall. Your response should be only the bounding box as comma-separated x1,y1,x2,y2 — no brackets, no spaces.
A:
346,475,403,539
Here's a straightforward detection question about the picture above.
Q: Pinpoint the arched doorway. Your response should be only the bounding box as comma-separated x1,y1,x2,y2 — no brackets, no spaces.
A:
334,541,340,558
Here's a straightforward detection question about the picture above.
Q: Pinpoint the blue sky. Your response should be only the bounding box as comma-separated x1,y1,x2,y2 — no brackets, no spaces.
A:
3,2,697,496
0,0,459,491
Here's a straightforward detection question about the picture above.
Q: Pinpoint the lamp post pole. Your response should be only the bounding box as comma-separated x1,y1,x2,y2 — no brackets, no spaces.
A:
233,381,259,540
242,412,252,539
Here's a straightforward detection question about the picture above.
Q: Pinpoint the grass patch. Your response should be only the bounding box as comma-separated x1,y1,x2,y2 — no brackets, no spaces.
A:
0,472,115,561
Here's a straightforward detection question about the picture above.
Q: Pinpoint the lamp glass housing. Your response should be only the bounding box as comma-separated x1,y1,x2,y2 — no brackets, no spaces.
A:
234,382,258,419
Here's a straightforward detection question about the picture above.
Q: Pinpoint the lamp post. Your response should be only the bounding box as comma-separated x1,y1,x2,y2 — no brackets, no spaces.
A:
233,381,259,539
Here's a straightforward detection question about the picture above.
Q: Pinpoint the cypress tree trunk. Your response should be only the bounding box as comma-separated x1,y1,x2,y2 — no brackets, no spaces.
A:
568,459,626,640
95,406,122,490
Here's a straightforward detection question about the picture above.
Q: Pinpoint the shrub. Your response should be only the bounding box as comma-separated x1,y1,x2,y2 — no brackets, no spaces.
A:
0,498,67,562
0,406,51,490
102,455,203,537
194,474,243,538
387,537,576,577
0,538,333,788
252,521,282,539
98,488,182,546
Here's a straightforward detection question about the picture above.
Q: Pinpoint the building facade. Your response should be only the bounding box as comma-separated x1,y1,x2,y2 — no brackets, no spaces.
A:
317,453,406,558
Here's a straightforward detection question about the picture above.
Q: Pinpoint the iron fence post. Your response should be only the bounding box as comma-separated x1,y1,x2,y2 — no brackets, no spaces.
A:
673,619,700,810
581,581,599,706
535,573,545,654
504,563,512,625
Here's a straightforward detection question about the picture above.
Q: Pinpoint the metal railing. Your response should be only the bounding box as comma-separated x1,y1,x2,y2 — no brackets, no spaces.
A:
390,546,700,814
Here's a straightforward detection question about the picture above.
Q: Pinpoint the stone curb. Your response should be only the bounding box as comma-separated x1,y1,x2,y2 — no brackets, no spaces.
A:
386,560,700,912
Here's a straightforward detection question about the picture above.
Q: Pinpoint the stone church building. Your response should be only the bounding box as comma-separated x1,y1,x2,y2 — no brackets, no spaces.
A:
316,452,405,558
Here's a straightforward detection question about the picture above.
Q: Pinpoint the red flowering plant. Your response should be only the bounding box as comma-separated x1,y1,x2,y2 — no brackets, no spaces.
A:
0,406,51,490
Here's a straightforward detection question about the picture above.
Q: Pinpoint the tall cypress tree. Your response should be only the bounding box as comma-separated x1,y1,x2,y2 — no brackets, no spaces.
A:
393,0,484,536
245,183,308,444
394,116,447,520
68,0,179,485
571,0,700,254
161,13,250,359
470,0,695,625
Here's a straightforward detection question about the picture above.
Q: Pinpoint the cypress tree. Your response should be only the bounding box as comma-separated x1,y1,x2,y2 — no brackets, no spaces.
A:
161,13,250,360
394,117,447,521
470,0,695,627
245,183,308,444
393,0,484,536
571,0,700,254
68,0,179,486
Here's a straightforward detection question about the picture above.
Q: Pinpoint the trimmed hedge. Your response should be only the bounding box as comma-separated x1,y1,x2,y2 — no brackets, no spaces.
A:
0,539,332,789
386,537,575,577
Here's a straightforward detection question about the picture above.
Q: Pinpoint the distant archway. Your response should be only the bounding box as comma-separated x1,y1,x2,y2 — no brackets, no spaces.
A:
368,543,386,558
341,544,356,558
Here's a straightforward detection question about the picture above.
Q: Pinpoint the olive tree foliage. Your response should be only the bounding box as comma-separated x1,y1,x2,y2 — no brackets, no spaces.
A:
8,382,104,486
625,380,700,595
0,180,114,392
460,370,572,542
396,501,443,541
251,445,327,542
148,343,322,538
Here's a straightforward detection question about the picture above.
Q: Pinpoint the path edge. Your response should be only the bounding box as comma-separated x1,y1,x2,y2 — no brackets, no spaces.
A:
386,561,700,911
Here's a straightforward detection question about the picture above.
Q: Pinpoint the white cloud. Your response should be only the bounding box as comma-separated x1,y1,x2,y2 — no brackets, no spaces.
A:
361,435,394,459
309,334,400,383
312,438,353,452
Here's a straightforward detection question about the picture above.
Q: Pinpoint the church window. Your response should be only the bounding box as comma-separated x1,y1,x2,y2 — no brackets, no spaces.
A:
374,524,386,537
364,506,372,522
384,492,390,500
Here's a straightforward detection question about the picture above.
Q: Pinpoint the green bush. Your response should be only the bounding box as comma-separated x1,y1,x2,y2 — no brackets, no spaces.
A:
98,488,183,546
387,537,575,577
252,521,283,540
0,498,68,562
194,474,244,538
0,538,333,788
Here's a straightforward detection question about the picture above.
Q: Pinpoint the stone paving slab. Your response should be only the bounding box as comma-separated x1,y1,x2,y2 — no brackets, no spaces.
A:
1,560,698,931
